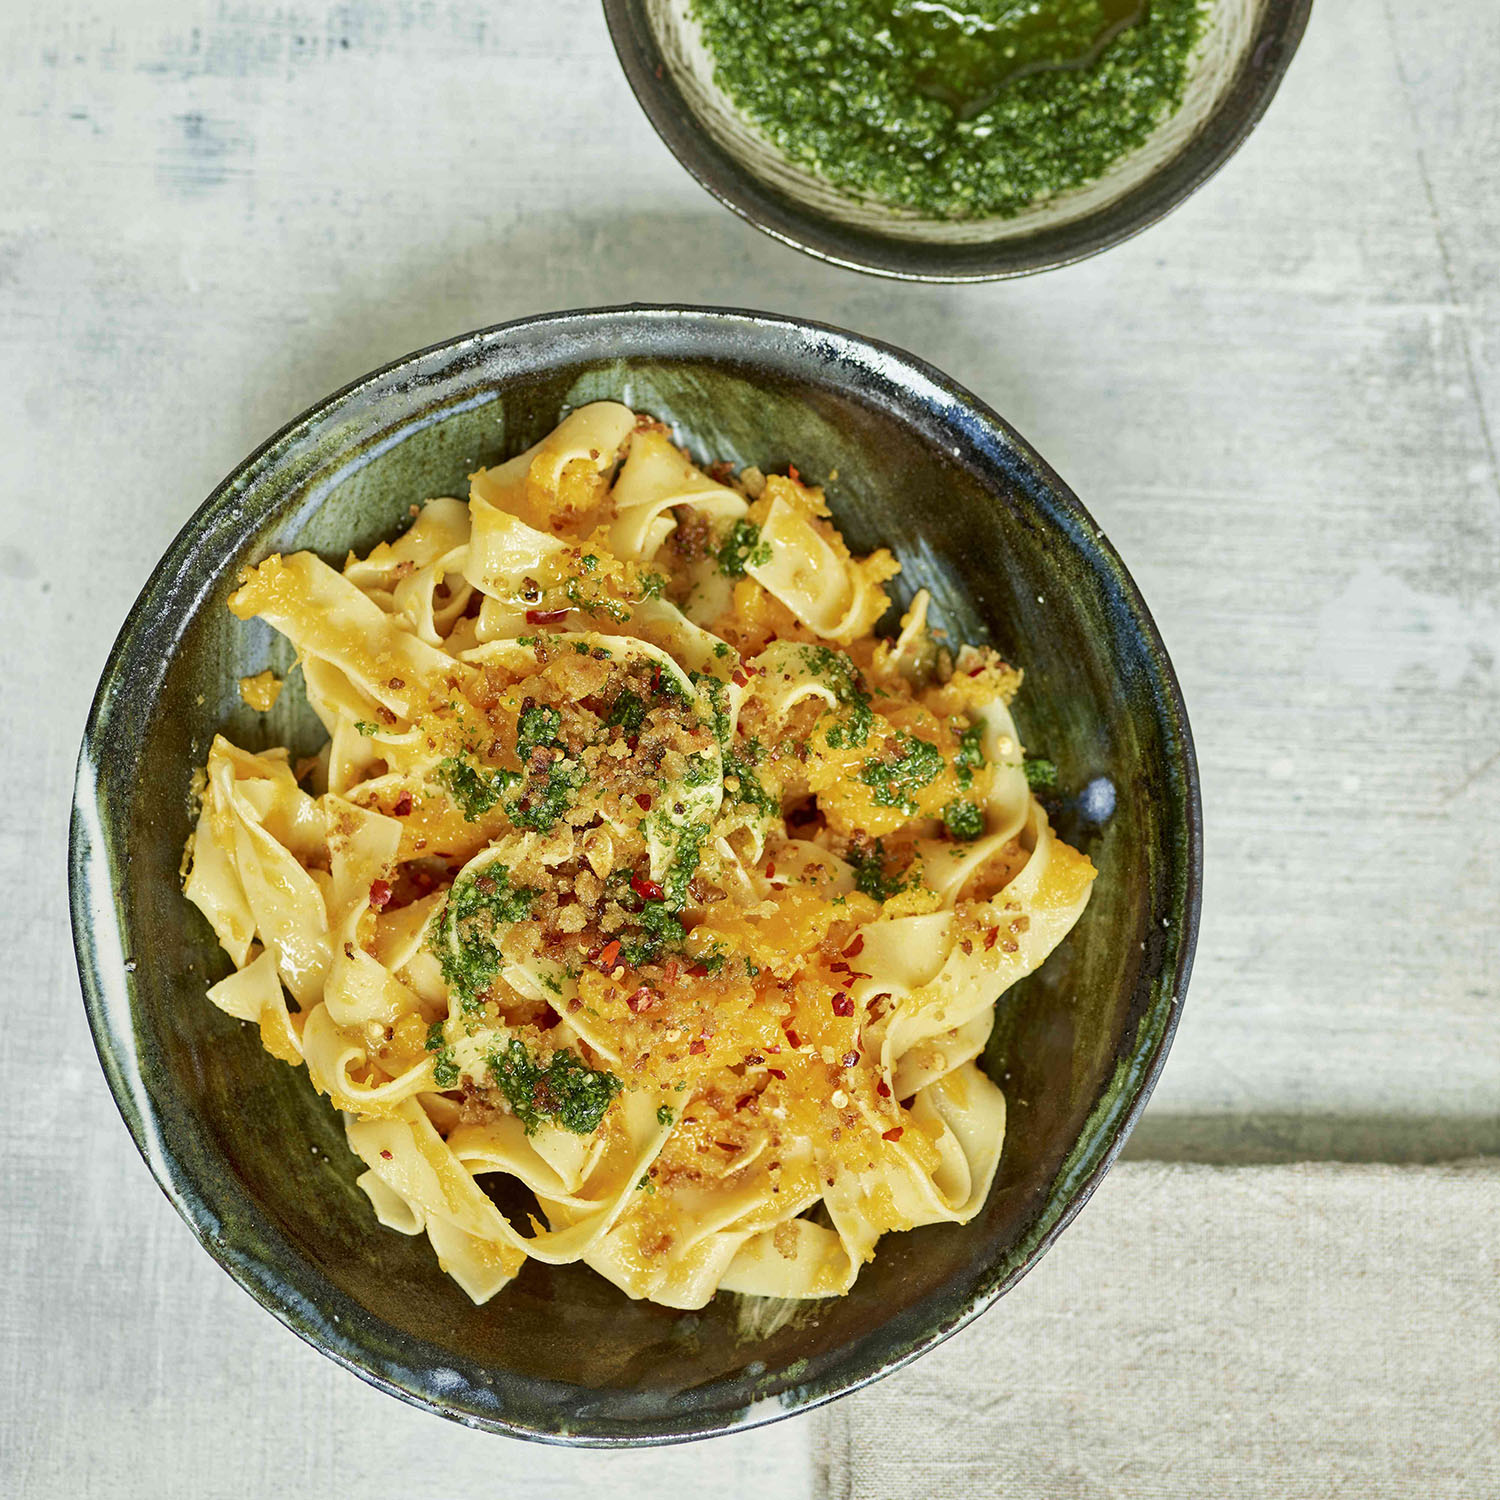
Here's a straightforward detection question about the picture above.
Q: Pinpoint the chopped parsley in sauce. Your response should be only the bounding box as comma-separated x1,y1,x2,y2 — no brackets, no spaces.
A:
943,797,986,841
486,1037,621,1135
716,518,773,577
436,755,521,821
606,688,648,737
803,645,874,749
1025,756,1060,790
511,701,585,832
861,733,944,813
955,721,986,788
424,1020,461,1088
848,839,919,902
433,865,538,1013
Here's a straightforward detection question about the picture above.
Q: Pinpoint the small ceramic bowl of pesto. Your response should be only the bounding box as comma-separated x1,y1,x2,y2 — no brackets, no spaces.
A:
604,0,1313,280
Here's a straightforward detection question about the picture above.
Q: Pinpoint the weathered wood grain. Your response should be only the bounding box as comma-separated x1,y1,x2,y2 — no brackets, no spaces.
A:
818,1160,1500,1499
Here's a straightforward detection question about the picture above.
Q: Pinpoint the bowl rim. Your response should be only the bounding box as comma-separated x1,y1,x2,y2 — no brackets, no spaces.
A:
70,303,1203,1444
601,0,1315,281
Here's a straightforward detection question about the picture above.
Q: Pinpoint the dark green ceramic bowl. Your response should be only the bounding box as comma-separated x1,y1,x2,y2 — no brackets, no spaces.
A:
71,306,1200,1444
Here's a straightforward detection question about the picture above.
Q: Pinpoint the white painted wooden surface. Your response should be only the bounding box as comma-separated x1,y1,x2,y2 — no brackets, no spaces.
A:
2,0,1496,1493
822,1160,1500,1499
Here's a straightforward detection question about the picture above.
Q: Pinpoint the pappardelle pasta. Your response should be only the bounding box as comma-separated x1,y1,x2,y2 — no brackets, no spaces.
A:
184,403,1096,1310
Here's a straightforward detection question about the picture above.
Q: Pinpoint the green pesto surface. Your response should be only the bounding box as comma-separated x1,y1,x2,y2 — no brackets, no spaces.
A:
861,732,944,812
435,755,520,821
847,838,919,901
942,796,986,840
486,1037,622,1136
954,721,986,788
690,0,1209,218
433,866,538,1013
715,517,772,577
802,645,873,749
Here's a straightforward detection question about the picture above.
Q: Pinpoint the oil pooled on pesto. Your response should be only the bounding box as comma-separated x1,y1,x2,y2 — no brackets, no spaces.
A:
689,0,1209,219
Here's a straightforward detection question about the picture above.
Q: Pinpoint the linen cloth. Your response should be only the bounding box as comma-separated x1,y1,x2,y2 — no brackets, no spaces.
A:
815,1161,1500,1499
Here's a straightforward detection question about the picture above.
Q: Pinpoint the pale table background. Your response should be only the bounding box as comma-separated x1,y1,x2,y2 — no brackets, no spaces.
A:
2,1,1496,1495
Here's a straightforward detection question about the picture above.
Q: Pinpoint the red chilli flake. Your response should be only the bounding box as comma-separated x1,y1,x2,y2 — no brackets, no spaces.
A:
689,1038,707,1055
843,935,865,959
731,668,748,688
688,963,710,979
876,1079,891,1098
525,606,567,625
767,1068,787,1080
788,464,801,483
597,940,622,970
785,1029,801,1049
379,1149,394,1160
625,986,656,1015
368,879,393,911
831,993,854,1017
631,872,665,902
763,862,777,879
882,1127,904,1142
985,927,1000,950
841,1051,860,1068
392,791,413,817
635,792,653,811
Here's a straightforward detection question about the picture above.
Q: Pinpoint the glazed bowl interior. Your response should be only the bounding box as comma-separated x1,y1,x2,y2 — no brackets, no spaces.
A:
604,0,1313,279
72,307,1199,1443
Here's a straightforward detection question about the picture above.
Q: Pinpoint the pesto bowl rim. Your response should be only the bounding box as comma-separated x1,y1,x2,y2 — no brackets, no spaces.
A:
601,0,1316,281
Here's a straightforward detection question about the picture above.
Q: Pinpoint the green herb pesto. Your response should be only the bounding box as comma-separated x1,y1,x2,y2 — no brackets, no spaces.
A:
848,839,918,902
486,1037,621,1135
510,703,585,833
606,689,648,738
433,866,538,1013
664,819,710,906
436,755,521,822
563,576,633,623
619,819,710,966
1025,756,1059,789
618,903,686,969
425,1020,462,1089
955,721,986,789
943,797,986,841
690,0,1208,219
725,745,778,817
716,518,773,578
657,1104,676,1126
354,719,380,737
691,670,733,750
803,645,874,749
684,752,720,788
516,703,562,759
861,734,944,813
511,758,585,833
